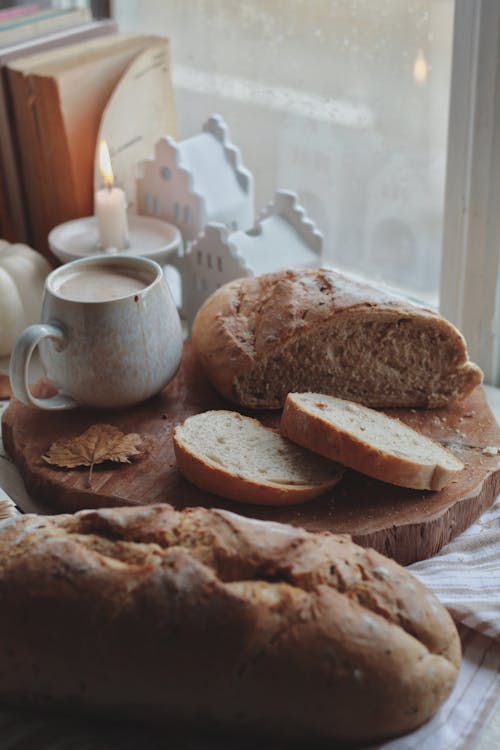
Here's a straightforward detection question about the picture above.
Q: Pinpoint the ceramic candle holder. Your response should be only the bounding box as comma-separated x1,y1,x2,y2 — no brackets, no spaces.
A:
48,214,182,267
170,190,323,330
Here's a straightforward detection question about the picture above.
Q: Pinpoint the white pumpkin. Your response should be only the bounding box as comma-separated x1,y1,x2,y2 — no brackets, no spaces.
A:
0,240,52,357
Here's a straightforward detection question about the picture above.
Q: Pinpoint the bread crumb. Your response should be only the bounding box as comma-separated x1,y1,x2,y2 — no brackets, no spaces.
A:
345,404,359,413
482,446,499,456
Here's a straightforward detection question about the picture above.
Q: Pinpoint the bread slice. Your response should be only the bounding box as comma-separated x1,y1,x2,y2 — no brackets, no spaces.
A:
281,393,464,491
192,268,483,409
173,410,344,505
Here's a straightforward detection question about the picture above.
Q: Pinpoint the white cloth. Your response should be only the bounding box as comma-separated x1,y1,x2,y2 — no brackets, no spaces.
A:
410,497,500,642
373,498,500,750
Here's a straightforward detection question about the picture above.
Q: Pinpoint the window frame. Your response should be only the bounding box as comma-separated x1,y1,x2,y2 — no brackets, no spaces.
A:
440,0,500,385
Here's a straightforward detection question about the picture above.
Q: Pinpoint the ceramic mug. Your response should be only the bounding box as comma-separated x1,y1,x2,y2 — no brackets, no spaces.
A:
10,255,183,410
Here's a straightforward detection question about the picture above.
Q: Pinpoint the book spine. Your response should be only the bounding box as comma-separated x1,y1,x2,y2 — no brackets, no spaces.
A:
6,67,50,255
0,8,91,45
0,68,28,241
0,4,40,23
31,73,79,241
0,164,16,241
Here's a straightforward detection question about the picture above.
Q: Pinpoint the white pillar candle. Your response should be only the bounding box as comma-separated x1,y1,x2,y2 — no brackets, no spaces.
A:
95,141,129,250
95,186,129,250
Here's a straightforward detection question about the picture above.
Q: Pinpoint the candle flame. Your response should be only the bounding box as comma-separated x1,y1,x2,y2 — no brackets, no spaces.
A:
99,140,114,188
413,49,428,86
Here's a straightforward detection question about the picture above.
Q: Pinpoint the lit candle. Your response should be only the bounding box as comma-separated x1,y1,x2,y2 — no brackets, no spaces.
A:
95,140,129,250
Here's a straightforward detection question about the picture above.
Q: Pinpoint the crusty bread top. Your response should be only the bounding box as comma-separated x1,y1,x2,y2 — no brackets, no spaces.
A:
193,267,426,359
192,268,482,409
0,503,460,667
173,410,343,505
193,267,419,369
281,393,464,491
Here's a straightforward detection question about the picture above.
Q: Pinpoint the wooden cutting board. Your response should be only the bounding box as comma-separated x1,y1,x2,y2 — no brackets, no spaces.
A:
2,344,500,565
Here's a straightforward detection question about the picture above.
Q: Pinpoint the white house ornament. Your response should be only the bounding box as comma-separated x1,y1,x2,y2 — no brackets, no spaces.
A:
136,114,254,243
177,190,323,329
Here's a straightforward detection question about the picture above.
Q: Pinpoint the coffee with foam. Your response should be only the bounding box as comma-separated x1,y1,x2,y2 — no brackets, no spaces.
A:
54,268,148,302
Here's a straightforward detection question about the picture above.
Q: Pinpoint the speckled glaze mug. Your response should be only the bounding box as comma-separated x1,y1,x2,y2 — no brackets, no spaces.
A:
10,255,183,410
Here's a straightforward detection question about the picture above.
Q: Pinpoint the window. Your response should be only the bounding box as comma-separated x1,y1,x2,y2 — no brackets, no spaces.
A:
114,0,500,384
115,0,453,308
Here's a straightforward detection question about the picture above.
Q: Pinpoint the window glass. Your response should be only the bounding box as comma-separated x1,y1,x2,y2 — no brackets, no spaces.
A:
114,0,454,306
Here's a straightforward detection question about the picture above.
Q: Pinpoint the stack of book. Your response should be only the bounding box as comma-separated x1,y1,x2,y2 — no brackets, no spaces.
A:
0,4,177,258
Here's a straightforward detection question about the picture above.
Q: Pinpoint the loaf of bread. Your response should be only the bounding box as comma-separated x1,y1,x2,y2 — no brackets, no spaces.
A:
0,505,460,743
173,410,344,504
281,393,464,490
192,268,482,409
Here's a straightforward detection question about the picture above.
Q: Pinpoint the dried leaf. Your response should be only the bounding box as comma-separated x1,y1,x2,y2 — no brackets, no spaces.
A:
42,423,143,485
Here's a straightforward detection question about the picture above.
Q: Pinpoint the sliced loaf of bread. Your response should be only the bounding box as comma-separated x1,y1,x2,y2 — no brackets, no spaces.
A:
280,393,464,491
192,268,482,410
173,410,344,505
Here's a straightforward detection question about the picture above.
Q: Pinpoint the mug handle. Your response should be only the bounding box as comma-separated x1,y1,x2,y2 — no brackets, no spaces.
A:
9,323,78,410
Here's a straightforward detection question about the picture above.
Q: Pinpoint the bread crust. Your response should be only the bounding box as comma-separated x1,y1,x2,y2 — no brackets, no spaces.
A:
0,505,460,743
281,394,464,491
191,268,483,409
173,411,343,505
